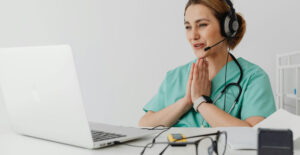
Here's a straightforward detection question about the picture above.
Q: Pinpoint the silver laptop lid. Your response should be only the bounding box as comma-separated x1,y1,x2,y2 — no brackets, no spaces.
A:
0,45,94,148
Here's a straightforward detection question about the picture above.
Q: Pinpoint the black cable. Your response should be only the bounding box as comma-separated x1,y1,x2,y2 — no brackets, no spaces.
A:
159,144,170,155
120,143,152,148
140,125,167,130
117,124,172,154
183,132,221,140
140,126,172,155
121,121,180,154
223,50,230,110
117,125,168,147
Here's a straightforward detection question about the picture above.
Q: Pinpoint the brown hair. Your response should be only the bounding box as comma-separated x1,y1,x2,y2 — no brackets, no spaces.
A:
184,0,246,50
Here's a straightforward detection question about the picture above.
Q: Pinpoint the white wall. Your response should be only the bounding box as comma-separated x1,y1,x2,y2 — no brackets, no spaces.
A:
0,0,299,127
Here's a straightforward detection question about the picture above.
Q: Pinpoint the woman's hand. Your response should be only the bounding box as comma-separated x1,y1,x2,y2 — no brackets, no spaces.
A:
183,63,195,105
191,59,211,102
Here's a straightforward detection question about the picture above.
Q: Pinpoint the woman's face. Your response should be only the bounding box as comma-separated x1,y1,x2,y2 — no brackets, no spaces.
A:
185,4,225,59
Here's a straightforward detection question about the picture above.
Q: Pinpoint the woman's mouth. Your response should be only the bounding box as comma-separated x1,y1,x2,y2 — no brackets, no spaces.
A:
193,43,205,49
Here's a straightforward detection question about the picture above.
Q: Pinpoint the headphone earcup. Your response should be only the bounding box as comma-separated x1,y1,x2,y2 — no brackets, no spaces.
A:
229,17,239,37
220,14,229,38
220,13,239,38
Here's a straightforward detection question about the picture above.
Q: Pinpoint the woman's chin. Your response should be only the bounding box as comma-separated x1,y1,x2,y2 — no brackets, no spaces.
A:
194,51,207,59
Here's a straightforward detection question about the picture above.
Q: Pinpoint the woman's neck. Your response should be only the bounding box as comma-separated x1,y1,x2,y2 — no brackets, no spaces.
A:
206,48,233,81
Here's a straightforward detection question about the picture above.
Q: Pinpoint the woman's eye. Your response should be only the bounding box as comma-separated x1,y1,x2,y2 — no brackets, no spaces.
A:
199,23,208,27
185,26,191,30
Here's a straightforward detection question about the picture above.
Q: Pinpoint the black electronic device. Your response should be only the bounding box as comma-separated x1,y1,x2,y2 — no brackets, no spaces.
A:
221,0,239,38
258,128,293,155
204,0,240,51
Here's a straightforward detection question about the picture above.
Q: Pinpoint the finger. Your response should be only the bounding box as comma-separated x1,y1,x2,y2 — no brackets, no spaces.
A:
203,60,209,81
188,63,195,84
204,60,208,72
205,62,210,90
198,58,202,68
201,60,206,79
205,59,209,68
191,63,195,80
198,59,204,79
193,59,199,80
186,63,194,95
203,59,206,71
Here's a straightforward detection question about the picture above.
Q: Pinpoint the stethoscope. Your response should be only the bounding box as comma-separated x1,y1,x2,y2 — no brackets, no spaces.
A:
212,52,243,114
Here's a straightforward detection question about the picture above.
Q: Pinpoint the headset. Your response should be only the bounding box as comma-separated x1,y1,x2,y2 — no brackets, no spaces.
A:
204,0,239,50
221,0,239,38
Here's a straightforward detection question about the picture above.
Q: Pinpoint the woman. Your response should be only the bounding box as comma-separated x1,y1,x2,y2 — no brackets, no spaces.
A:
139,0,276,128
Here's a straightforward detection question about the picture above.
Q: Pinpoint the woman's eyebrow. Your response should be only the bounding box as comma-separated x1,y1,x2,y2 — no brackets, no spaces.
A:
184,18,210,25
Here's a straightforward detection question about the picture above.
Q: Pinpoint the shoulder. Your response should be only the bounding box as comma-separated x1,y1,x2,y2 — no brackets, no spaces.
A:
238,57,269,82
238,57,269,79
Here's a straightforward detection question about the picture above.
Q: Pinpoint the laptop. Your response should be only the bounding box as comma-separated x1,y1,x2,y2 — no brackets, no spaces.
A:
0,44,156,149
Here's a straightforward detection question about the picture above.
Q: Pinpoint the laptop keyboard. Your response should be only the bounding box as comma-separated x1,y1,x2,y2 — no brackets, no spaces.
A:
91,130,126,142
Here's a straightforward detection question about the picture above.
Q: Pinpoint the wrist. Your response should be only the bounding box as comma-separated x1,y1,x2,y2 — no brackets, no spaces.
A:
197,102,209,112
197,102,215,114
192,93,210,103
181,97,192,111
183,96,192,105
192,96,200,103
193,96,213,112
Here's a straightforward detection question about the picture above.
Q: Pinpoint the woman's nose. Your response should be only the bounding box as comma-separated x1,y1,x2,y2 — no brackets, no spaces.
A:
192,29,200,40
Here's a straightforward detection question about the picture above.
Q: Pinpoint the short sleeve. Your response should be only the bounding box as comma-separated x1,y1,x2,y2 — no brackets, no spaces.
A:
240,69,276,120
143,73,168,112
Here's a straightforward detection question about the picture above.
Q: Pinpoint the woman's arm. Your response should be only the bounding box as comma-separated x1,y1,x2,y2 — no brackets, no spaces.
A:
139,98,191,127
139,63,196,127
197,102,264,127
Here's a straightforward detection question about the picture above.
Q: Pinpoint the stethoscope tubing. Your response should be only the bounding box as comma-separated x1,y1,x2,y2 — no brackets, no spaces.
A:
212,53,243,114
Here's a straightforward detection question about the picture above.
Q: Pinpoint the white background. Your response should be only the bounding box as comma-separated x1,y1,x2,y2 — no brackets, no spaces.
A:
0,0,300,127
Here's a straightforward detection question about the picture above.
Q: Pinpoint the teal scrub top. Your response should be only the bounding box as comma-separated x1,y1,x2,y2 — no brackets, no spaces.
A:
143,57,276,127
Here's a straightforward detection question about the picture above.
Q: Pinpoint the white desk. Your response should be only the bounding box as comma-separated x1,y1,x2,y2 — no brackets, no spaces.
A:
0,124,263,155
1,102,300,154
